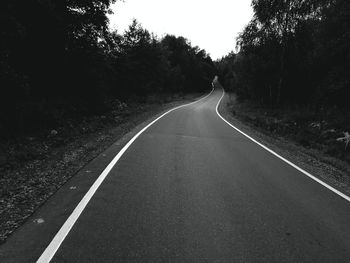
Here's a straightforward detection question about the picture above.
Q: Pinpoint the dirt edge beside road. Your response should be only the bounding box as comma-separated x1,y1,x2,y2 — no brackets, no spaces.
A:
0,93,203,244
218,92,350,197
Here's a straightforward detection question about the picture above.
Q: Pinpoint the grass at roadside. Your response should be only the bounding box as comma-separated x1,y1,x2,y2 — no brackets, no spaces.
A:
225,93,350,163
219,92,350,195
0,93,202,244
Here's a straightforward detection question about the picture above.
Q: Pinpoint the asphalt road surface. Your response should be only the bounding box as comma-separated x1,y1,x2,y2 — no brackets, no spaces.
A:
5,88,350,262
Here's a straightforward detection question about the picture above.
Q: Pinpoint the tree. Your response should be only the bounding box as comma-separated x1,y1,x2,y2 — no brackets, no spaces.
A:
217,0,350,111
0,2,215,135
251,0,322,104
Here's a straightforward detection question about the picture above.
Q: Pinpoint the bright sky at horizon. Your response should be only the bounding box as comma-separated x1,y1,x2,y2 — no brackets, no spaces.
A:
108,0,254,60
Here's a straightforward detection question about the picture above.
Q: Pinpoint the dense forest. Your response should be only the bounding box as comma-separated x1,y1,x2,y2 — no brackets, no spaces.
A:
1,0,215,136
217,0,350,110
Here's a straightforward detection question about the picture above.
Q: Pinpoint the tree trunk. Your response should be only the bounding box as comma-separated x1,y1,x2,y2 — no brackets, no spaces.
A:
277,0,291,105
277,46,285,105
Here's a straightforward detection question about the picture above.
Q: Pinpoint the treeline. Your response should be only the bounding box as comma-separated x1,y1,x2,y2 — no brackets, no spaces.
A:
217,0,350,109
1,1,215,135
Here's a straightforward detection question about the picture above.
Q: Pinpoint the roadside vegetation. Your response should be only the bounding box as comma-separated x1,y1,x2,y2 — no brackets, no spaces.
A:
0,0,215,243
216,0,350,165
0,93,201,243
1,1,215,139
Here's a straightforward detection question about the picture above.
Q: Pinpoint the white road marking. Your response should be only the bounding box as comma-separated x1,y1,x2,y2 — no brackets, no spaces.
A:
36,89,214,263
215,89,350,202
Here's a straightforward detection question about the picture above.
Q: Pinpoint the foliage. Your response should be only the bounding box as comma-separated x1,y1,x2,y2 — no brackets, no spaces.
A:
216,0,350,109
337,132,350,150
0,2,215,136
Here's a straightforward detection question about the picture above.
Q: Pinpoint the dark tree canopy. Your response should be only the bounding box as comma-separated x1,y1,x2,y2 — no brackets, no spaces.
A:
0,2,215,136
217,0,350,109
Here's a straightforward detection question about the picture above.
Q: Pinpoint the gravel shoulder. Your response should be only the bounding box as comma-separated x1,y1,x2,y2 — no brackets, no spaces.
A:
0,93,202,244
218,92,350,197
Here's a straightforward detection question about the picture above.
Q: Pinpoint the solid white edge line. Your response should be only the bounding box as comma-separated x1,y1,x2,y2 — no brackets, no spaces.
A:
215,89,350,202
37,88,214,263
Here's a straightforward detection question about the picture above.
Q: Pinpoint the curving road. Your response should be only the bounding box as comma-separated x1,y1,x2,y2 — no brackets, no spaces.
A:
3,88,350,262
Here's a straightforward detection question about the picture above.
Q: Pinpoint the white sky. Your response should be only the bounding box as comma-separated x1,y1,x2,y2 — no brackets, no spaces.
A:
108,0,253,60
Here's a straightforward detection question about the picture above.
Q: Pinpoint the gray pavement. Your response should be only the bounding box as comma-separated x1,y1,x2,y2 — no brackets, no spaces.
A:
2,88,350,262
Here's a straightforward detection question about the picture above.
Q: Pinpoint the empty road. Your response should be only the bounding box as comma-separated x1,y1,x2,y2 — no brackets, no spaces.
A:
3,88,350,262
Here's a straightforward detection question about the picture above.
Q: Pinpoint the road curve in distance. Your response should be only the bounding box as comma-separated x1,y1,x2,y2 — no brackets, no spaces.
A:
41,88,350,262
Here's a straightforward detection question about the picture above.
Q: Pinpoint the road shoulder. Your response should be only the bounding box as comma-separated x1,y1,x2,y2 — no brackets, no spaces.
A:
218,92,350,197
0,94,202,262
